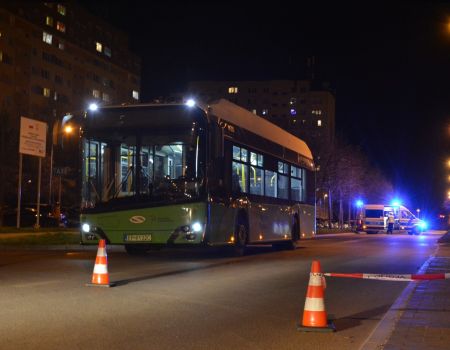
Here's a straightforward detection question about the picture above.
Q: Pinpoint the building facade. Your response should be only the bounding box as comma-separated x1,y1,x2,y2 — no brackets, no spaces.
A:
0,1,141,207
0,1,140,122
186,80,335,158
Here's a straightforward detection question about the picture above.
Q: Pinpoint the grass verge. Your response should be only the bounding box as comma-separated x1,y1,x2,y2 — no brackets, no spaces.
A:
0,229,80,245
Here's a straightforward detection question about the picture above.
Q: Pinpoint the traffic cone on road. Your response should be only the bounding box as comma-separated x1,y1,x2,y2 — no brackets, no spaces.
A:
298,260,335,332
86,239,115,287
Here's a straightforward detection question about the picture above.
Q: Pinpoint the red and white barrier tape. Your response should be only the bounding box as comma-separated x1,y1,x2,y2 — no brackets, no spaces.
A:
323,272,450,282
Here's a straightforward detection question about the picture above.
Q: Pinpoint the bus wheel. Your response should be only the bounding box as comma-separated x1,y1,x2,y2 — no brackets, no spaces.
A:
125,244,150,255
233,223,248,257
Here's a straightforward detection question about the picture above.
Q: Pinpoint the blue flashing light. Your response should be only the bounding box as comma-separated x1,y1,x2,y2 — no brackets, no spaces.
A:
391,199,401,207
356,199,364,208
419,221,427,230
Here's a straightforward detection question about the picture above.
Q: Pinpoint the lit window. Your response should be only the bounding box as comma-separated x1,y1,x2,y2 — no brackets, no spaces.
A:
104,46,111,57
92,89,100,99
58,41,64,50
278,161,289,175
264,170,277,198
45,16,53,26
252,109,257,114
0,51,3,62
53,91,58,101
102,92,110,102
250,152,264,167
56,21,65,33
95,42,102,52
43,88,51,97
228,86,238,94
132,90,139,100
57,4,66,16
42,31,52,44
317,119,322,127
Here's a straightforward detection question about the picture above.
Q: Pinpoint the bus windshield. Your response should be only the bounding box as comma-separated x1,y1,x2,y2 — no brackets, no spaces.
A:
81,108,206,209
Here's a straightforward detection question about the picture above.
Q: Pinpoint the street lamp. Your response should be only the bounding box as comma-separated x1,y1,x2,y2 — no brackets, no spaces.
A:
48,112,79,227
63,124,74,134
49,115,74,204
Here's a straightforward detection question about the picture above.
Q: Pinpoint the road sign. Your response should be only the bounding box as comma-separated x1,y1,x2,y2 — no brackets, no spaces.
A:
19,117,47,157
53,166,69,176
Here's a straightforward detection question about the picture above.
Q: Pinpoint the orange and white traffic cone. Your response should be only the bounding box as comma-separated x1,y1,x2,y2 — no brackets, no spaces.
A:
86,239,115,287
297,260,335,332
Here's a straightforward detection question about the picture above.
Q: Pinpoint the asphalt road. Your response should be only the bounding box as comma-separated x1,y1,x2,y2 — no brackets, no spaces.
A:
0,232,439,350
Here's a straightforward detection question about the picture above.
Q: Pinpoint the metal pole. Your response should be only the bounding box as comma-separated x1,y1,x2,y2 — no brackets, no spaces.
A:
35,157,42,228
49,142,53,205
314,167,317,233
58,175,62,209
16,153,23,228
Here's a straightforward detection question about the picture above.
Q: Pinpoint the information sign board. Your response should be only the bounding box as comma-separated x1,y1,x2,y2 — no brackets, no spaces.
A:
19,117,47,157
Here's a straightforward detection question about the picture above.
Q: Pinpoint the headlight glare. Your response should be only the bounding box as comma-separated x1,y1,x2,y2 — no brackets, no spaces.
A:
192,222,202,232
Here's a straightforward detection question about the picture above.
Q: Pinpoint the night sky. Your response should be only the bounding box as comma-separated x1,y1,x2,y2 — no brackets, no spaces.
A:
81,0,450,217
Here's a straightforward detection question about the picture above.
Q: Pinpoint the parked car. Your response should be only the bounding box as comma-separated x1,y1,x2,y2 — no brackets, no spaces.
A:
2,204,68,227
62,206,80,228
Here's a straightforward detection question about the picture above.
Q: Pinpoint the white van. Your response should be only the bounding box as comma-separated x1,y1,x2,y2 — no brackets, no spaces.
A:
362,204,389,234
362,204,426,235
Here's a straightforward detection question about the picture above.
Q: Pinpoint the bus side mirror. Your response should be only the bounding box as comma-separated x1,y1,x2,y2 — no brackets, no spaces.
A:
212,123,224,159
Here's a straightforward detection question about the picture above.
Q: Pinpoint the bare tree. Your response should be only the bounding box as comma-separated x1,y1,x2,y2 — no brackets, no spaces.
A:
316,134,393,228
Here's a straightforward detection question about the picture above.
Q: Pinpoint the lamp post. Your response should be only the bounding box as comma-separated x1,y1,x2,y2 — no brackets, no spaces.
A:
50,116,70,202
48,113,77,225
314,164,320,234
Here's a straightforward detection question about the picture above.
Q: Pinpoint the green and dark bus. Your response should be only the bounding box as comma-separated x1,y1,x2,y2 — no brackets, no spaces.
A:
79,99,315,255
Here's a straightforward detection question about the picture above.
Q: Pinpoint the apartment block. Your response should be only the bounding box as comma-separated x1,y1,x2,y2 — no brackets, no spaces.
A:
0,1,140,206
0,1,140,127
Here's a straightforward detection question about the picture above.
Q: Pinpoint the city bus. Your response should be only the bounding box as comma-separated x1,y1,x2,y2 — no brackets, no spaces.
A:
79,99,316,255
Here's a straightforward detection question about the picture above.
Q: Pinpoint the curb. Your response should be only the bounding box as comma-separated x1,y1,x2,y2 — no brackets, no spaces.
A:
359,247,438,350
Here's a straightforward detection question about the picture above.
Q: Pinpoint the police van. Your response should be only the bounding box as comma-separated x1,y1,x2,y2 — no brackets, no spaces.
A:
362,204,426,235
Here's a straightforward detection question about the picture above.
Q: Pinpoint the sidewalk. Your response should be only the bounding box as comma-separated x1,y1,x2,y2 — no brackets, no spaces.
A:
363,231,450,350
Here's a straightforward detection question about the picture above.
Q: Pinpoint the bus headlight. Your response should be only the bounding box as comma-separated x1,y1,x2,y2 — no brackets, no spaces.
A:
192,222,202,232
82,223,91,233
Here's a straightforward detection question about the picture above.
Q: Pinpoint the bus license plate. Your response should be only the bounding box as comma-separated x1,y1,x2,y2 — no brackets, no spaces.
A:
124,234,152,242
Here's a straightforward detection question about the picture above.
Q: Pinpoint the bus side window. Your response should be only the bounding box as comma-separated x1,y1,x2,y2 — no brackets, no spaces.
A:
232,162,241,193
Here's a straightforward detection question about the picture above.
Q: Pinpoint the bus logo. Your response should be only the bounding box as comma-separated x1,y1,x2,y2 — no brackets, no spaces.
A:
129,216,146,224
